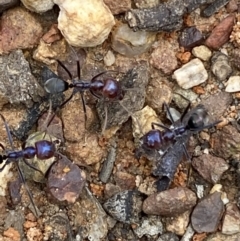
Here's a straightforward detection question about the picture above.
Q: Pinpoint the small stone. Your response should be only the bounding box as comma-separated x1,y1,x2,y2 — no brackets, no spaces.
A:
47,155,86,204
172,58,208,89
191,192,224,233
134,216,163,238
103,50,115,66
192,45,212,61
222,203,240,235
0,49,45,107
26,227,43,241
205,14,235,49
0,7,43,54
114,171,136,190
205,232,240,241
112,23,156,57
33,38,67,65
143,187,197,216
166,211,191,236
211,52,232,81
211,125,240,160
103,0,131,14
192,154,229,184
103,190,143,223
178,26,204,49
226,76,240,92
157,232,180,241
3,227,20,241
42,24,62,44
132,105,160,141
146,81,172,113
150,41,178,74
0,0,19,13
200,92,232,121
227,0,238,12
21,0,54,13
54,0,115,47
133,0,159,9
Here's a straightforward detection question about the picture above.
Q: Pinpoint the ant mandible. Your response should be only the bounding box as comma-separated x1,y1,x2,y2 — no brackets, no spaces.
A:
43,55,125,132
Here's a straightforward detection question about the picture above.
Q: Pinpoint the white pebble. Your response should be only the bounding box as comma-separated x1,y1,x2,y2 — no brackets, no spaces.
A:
225,76,240,92
172,58,208,89
54,0,115,47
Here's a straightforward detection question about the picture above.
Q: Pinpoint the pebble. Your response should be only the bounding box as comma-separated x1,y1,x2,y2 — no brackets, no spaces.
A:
150,41,178,74
103,190,143,223
192,154,229,184
133,216,163,238
191,192,224,233
225,76,240,92
211,52,232,81
146,81,172,112
166,210,191,236
111,23,156,57
222,203,240,235
103,0,131,14
133,0,159,8
192,45,212,61
47,155,86,204
205,14,235,49
54,0,115,47
132,105,160,140
200,92,232,121
205,232,240,241
0,7,43,54
21,0,54,13
3,227,20,241
172,58,208,89
178,26,203,49
0,0,19,13
143,187,197,216
211,125,240,160
0,49,44,107
73,188,109,241
103,50,115,66
157,232,179,241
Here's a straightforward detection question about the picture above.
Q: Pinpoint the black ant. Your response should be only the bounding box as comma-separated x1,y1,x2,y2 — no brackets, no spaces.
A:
0,111,59,217
137,102,222,191
140,102,221,158
43,57,125,132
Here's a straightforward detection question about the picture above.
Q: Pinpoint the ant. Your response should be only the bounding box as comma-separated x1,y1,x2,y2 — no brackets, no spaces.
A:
0,109,59,217
137,102,221,191
43,55,125,132
139,102,221,158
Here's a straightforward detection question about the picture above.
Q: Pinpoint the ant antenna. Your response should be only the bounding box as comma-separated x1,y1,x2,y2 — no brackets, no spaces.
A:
0,114,40,217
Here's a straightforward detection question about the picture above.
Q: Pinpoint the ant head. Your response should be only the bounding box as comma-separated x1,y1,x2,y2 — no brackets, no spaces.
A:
187,107,209,130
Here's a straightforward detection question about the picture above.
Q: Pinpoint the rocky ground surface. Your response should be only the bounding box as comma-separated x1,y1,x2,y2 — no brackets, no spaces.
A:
0,0,240,240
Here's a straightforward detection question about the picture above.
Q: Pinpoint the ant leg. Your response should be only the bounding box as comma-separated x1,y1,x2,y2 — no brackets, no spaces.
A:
182,142,191,161
57,60,73,80
80,92,87,128
16,163,40,217
0,114,14,149
151,122,171,131
101,104,108,134
180,103,191,122
0,143,5,151
0,159,13,171
163,102,175,124
91,71,108,82
22,159,44,176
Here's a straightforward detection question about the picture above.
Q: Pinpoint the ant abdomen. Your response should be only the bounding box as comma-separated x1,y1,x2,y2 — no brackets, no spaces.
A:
35,140,56,160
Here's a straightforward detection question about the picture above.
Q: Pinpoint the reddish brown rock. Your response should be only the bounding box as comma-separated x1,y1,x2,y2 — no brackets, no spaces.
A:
0,7,43,54
143,187,197,216
104,0,131,14
114,171,136,190
191,192,224,233
205,14,235,50
192,154,229,184
150,42,178,74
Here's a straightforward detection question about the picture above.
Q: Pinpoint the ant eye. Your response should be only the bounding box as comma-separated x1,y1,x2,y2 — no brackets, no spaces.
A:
188,113,204,129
